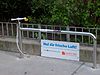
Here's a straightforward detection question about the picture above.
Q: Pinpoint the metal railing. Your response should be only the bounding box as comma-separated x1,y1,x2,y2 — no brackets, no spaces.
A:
19,26,97,69
0,22,17,37
0,22,100,45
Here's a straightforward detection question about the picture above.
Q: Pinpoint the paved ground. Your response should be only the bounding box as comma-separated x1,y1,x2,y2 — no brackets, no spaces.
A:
0,51,100,75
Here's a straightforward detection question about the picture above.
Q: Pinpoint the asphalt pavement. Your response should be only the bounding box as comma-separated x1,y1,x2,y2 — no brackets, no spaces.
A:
0,51,100,75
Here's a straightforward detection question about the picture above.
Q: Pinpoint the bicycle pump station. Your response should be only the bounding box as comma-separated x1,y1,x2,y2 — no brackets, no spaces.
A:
11,17,97,69
11,17,28,58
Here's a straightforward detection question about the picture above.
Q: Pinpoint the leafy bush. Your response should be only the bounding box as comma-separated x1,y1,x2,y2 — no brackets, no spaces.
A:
0,0,99,27
30,0,100,27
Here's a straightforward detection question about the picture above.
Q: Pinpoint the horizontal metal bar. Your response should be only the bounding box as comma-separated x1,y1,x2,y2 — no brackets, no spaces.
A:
20,28,96,40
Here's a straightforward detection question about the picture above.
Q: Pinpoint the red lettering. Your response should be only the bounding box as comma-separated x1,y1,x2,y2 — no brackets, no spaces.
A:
61,51,66,55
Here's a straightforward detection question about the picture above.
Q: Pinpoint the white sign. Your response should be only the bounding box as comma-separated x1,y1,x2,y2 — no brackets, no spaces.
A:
41,40,80,61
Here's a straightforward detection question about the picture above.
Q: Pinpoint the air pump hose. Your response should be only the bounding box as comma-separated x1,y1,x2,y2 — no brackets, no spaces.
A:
16,24,24,56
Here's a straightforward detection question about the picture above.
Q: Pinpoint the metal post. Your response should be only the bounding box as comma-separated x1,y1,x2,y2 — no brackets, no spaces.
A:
82,28,83,43
89,29,90,44
6,23,9,36
2,23,4,36
66,26,70,41
11,23,14,36
75,27,77,42
38,24,41,40
93,38,97,69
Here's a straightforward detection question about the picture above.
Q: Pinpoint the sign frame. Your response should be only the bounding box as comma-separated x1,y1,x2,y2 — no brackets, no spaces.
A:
41,40,80,61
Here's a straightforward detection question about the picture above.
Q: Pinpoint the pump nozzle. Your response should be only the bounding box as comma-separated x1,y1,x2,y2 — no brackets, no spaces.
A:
11,17,28,21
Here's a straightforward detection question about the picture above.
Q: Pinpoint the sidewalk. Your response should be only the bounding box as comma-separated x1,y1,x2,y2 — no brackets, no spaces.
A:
0,51,100,75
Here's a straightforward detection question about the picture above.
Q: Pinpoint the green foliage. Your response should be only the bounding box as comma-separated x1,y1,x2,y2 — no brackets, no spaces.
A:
0,0,31,21
30,0,100,27
0,0,99,27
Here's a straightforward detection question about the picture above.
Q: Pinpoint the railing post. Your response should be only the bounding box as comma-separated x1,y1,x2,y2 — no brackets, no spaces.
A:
1,23,4,36
66,26,70,41
6,23,9,36
38,24,41,40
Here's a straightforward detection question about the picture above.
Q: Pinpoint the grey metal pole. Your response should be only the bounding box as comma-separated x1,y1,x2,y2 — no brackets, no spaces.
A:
66,26,70,41
38,24,41,40
93,38,97,69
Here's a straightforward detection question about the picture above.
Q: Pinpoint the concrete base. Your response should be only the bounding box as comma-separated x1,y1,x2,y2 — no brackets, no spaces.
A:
0,37,41,55
0,37,100,63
